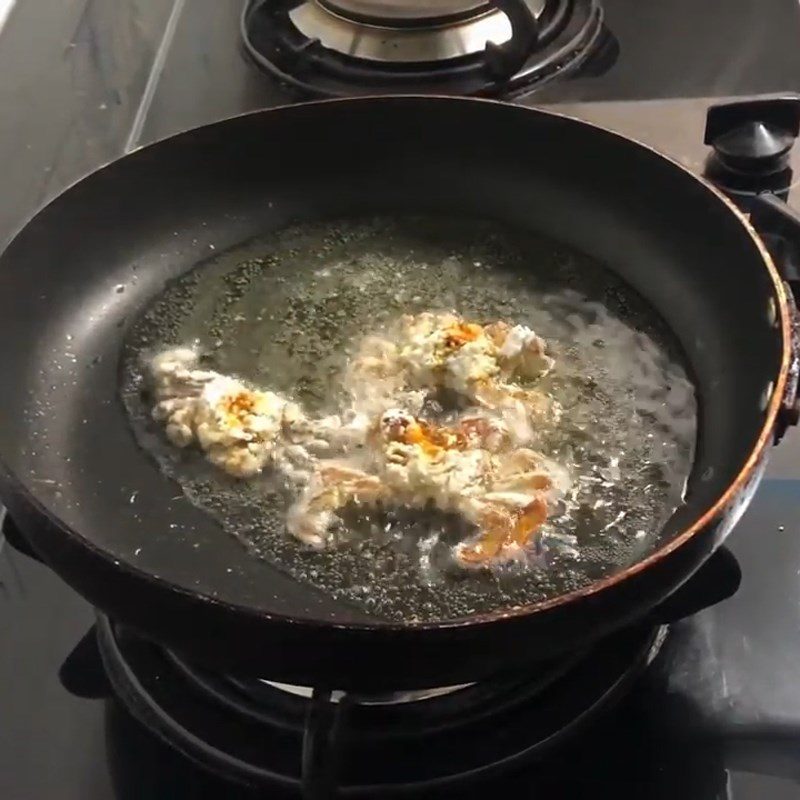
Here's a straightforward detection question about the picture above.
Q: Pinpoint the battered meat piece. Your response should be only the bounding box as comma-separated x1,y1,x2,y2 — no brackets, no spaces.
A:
149,311,567,567
287,409,568,565
150,348,329,480
346,312,558,422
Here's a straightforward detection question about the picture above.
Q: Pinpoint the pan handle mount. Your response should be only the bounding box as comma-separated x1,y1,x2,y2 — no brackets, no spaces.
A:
704,95,800,443
747,194,800,443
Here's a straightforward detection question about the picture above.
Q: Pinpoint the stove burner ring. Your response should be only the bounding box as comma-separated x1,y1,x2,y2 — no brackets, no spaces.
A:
288,0,546,64
290,4,506,64
319,0,495,27
241,0,606,97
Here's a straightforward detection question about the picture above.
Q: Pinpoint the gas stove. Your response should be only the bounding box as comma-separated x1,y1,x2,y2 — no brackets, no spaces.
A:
4,1,800,798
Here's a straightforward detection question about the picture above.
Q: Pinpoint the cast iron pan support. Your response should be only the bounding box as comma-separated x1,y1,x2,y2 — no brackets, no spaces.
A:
287,549,742,800
242,0,541,90
289,554,743,799
704,94,800,442
302,689,352,799
287,552,742,800
484,0,540,79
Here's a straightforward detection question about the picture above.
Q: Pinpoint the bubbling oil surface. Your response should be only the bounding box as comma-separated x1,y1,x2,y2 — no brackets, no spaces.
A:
120,217,696,622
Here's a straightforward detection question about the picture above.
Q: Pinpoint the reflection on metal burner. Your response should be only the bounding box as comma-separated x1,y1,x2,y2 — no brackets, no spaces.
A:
288,0,546,63
320,0,493,23
290,4,508,63
261,678,474,704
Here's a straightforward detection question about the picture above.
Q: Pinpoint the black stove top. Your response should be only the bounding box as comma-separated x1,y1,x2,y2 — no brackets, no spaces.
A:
4,1,800,798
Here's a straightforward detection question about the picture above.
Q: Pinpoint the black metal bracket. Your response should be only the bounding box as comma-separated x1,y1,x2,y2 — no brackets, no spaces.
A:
2,513,44,563
302,688,351,800
748,192,800,292
648,546,741,625
58,624,112,699
484,0,540,79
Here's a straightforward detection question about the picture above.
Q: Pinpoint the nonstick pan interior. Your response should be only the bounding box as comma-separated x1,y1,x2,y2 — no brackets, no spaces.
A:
117,213,696,623
0,98,785,630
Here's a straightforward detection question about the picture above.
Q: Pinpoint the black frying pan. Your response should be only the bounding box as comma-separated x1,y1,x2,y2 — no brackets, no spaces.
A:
0,97,791,690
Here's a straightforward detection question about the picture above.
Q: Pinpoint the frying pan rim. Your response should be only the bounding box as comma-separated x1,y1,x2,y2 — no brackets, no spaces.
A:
0,95,790,632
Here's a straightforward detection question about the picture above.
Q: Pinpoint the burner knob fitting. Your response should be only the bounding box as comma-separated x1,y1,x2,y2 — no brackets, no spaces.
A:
705,95,800,176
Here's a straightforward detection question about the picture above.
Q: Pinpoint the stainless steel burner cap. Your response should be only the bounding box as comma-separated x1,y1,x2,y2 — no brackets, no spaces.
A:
289,0,547,63
321,0,492,23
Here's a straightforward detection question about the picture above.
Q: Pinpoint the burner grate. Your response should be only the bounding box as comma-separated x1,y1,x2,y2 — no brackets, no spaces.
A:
91,614,664,795
46,542,741,797
241,0,607,97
